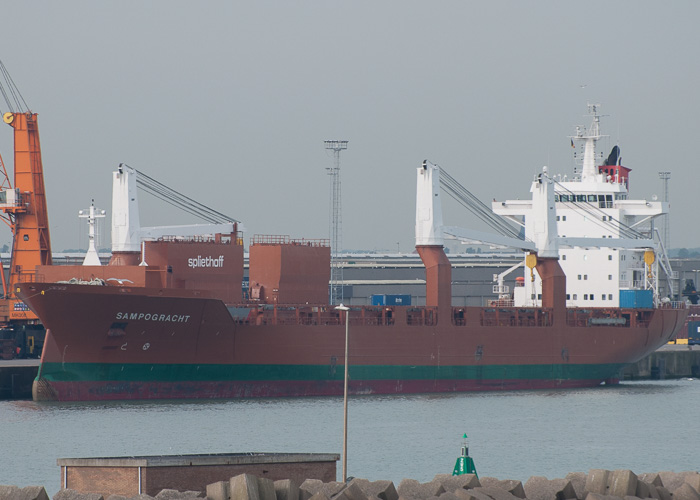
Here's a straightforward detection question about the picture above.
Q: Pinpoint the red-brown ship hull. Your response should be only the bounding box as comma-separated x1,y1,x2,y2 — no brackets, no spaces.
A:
18,282,687,402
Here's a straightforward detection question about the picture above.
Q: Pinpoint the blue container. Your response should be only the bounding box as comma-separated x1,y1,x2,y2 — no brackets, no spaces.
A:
688,321,700,345
371,294,411,306
619,289,653,308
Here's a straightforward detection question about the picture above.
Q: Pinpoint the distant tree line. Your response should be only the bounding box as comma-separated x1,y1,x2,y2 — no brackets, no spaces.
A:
671,248,700,258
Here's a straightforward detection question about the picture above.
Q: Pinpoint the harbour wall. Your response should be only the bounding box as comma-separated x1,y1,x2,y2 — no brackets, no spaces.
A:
621,346,700,380
0,360,38,400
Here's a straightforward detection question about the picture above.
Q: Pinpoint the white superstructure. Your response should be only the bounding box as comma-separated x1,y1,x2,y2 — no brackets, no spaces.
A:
493,105,666,308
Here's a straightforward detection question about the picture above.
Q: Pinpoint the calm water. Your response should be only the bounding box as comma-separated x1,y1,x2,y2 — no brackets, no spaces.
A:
1,380,699,497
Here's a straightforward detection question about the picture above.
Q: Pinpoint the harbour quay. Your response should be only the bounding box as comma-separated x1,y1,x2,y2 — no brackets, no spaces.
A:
0,359,39,400
622,344,700,379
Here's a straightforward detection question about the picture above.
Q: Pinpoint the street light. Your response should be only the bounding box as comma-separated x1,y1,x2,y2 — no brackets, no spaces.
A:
335,303,350,482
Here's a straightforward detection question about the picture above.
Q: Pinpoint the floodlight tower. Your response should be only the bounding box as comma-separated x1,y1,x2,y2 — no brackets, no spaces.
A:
325,140,348,305
658,171,671,252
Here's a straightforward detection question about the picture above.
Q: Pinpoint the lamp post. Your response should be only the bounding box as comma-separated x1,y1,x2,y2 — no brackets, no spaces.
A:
335,303,350,482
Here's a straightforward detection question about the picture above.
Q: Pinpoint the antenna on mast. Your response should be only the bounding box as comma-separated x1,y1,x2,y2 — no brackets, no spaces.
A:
324,140,348,305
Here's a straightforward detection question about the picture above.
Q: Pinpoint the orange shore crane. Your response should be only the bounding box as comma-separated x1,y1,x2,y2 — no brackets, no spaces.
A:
0,61,52,358
0,111,52,322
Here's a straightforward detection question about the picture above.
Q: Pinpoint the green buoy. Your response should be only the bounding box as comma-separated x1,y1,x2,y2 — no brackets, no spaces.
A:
452,433,478,477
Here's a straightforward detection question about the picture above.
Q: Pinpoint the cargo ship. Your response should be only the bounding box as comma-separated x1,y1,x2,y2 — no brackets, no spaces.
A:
17,108,687,402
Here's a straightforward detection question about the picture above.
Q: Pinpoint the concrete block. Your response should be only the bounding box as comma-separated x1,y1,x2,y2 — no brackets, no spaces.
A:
299,489,312,500
451,490,490,500
230,474,261,500
583,494,618,500
154,490,202,500
654,486,671,500
397,480,445,500
608,470,637,498
332,483,368,500
472,486,520,500
644,485,660,500
347,479,398,500
435,492,459,500
130,495,156,500
658,473,685,493
0,485,21,500
53,490,103,500
623,496,645,500
257,479,277,500
300,482,324,497
637,476,663,489
274,480,300,500
308,493,331,500
474,479,503,491
431,475,481,493
105,496,129,500
319,484,344,499
634,481,650,499
684,474,700,495
524,477,577,500
585,471,611,496
671,484,700,500
565,473,587,500
452,490,477,500
207,481,231,500
493,481,525,499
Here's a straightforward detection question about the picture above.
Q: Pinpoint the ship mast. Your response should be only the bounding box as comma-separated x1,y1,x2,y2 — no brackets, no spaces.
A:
573,103,607,182
79,200,105,266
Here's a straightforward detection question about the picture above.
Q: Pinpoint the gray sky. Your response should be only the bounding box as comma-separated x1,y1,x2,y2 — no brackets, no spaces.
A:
1,1,698,253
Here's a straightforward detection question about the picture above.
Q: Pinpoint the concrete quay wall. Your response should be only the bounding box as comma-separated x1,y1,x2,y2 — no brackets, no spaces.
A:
622,347,700,380
0,360,39,400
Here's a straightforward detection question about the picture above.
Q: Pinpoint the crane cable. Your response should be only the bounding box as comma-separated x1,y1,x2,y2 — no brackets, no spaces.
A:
0,59,29,114
121,165,240,225
439,167,525,241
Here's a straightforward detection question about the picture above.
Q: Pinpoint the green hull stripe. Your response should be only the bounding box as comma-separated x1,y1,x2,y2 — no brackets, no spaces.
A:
38,362,624,383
